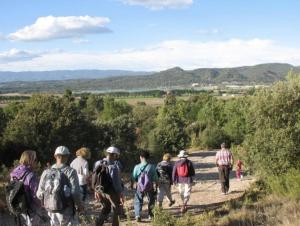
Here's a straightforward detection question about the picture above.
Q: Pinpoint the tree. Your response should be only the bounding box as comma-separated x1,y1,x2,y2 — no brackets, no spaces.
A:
2,94,93,164
243,72,300,175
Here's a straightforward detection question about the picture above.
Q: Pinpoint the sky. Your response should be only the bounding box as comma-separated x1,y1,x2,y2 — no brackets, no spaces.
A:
0,0,300,72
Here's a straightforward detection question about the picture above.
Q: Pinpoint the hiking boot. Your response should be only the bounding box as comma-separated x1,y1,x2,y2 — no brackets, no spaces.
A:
168,200,175,207
135,216,141,222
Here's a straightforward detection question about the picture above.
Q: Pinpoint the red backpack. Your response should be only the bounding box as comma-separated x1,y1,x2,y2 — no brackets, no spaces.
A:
177,161,189,177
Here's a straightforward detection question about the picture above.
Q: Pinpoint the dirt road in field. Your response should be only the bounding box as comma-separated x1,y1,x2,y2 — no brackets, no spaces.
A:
118,150,254,225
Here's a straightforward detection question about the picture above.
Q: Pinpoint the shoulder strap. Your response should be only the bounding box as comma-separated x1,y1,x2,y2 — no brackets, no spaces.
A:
138,163,149,178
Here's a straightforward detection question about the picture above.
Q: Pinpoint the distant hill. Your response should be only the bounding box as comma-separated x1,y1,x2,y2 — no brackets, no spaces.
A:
0,63,299,93
0,70,151,83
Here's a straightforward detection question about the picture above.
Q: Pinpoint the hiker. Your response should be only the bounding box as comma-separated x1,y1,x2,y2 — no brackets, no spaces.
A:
8,150,41,226
236,159,243,180
93,146,124,226
172,150,195,214
132,150,158,222
215,143,234,194
156,153,175,208
37,146,84,226
70,147,91,201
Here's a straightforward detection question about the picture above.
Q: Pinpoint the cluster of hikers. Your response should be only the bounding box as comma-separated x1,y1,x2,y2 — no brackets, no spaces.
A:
0,142,242,226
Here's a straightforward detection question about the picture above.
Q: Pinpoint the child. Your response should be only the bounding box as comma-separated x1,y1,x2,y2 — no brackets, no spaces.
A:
236,160,243,180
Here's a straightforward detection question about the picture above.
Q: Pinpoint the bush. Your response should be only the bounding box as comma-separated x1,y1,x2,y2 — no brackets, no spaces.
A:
268,169,300,200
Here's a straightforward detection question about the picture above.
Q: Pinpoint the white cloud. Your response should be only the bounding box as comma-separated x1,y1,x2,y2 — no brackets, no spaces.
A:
8,16,111,42
72,39,91,44
0,49,40,63
0,39,300,71
121,0,193,9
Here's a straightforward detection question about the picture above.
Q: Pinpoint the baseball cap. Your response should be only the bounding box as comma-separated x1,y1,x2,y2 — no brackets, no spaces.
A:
106,146,120,155
54,146,70,155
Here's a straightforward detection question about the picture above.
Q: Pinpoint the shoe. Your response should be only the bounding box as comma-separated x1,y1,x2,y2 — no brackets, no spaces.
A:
168,200,175,207
135,216,141,222
180,205,187,214
148,215,153,220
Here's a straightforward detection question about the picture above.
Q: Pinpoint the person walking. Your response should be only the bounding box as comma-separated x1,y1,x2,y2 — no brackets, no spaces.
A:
215,143,234,194
70,147,91,201
236,159,243,180
156,153,175,208
132,150,158,222
172,150,195,213
37,146,84,226
9,150,41,226
93,146,124,226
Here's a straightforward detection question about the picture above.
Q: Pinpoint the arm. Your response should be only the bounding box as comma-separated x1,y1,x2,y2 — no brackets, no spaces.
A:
69,169,84,210
172,163,178,184
189,161,195,177
36,170,47,200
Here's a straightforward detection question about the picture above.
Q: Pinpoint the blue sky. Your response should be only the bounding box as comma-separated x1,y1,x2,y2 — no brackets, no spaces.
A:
0,0,299,71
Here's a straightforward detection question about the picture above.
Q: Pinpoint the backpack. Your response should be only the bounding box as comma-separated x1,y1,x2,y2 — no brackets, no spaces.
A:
157,164,171,184
5,171,31,216
40,168,72,213
177,161,189,177
92,160,114,194
137,164,152,192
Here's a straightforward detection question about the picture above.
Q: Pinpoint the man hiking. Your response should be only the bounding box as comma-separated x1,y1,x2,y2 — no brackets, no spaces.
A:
215,143,234,195
93,146,124,226
156,153,175,208
132,150,158,222
37,146,84,226
172,150,195,214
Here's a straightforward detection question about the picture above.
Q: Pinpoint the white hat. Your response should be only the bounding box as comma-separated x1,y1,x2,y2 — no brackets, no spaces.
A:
106,146,120,155
177,150,188,158
54,146,70,155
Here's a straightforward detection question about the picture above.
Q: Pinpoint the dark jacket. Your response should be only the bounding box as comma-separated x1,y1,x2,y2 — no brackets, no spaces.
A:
156,160,173,184
172,158,195,184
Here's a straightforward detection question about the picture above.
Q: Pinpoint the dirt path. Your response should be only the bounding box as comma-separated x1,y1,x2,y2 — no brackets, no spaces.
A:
119,150,254,225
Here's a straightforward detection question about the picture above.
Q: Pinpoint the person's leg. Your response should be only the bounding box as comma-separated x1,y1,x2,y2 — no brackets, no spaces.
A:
80,184,88,201
224,167,230,193
182,183,192,212
134,190,144,219
157,184,165,207
218,167,226,193
147,190,156,218
165,184,174,203
177,183,184,204
110,193,121,226
96,196,111,226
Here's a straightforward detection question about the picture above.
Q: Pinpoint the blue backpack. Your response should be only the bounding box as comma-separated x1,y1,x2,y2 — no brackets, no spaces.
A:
137,164,152,192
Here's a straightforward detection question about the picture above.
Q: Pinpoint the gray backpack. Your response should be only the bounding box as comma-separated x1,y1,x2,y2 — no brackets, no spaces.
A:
40,168,72,213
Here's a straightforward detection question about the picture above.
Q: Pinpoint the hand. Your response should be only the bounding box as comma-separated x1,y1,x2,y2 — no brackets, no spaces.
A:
120,193,125,205
95,192,102,201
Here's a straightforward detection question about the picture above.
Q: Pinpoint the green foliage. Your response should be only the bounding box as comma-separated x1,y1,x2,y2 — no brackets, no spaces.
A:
268,169,300,200
243,73,300,175
99,97,132,121
199,125,229,149
2,94,94,163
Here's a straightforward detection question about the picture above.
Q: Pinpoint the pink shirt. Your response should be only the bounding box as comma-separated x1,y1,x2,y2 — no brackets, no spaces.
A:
216,149,233,166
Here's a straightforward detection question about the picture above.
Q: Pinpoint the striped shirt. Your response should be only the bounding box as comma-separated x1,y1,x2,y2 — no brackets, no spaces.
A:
216,149,233,166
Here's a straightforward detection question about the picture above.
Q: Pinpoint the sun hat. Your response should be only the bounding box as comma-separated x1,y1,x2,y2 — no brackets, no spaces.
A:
106,146,120,155
177,150,188,158
54,146,70,155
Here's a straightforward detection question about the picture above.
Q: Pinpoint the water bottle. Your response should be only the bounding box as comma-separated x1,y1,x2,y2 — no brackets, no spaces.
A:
64,185,71,197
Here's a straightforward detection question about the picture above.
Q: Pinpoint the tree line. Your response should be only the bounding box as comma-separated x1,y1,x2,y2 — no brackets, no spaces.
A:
0,72,300,178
